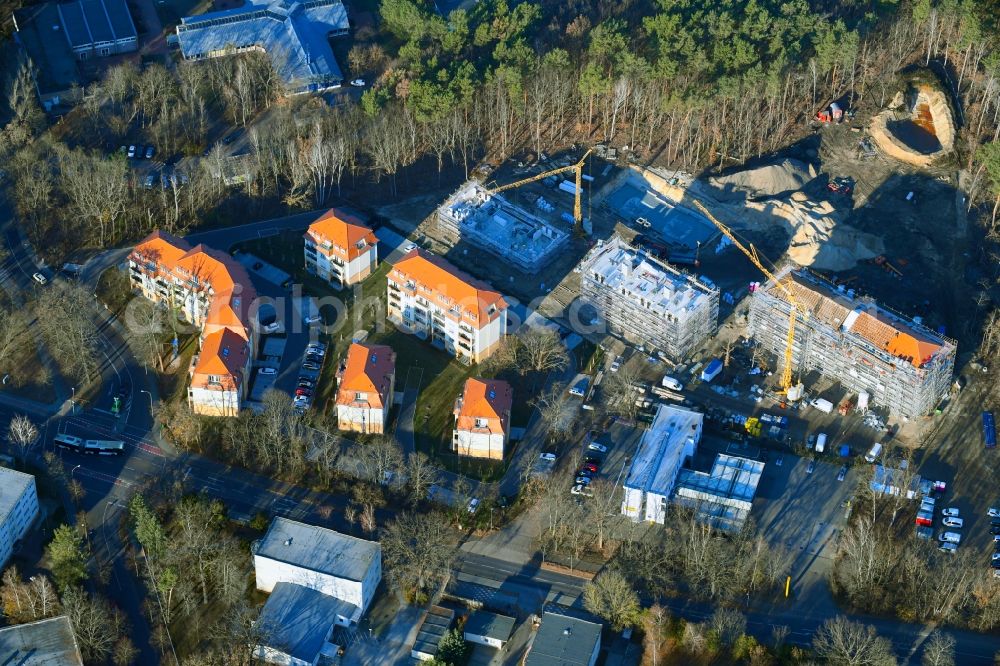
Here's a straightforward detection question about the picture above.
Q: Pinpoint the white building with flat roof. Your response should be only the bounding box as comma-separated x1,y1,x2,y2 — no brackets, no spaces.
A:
0,468,38,570
621,404,702,524
579,236,718,360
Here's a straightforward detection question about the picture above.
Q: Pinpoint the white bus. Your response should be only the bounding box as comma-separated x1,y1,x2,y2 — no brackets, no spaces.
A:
54,434,125,456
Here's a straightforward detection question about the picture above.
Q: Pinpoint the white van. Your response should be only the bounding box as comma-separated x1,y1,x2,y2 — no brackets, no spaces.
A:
661,376,683,391
864,443,883,463
938,531,961,544
815,433,827,454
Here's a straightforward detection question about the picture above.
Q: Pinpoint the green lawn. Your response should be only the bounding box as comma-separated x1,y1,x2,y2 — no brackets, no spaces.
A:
232,232,541,481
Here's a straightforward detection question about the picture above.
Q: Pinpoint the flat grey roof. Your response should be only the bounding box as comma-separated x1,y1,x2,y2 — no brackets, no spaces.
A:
464,611,515,642
257,517,379,582
57,0,136,48
13,3,82,94
0,616,83,665
412,606,454,657
177,0,348,92
525,612,601,666
676,454,763,502
257,582,355,663
0,467,34,526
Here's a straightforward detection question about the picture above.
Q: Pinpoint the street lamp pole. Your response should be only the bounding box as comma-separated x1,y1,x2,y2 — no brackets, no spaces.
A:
139,389,154,412
71,387,76,415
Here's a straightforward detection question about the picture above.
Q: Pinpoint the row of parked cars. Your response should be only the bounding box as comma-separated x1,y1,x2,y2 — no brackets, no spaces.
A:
571,441,609,497
124,144,155,160
935,507,1000,561
293,342,326,414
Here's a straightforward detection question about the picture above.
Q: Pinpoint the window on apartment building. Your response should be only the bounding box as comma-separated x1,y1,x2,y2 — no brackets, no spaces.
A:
355,392,366,401
208,375,222,385
356,240,367,249
475,418,488,428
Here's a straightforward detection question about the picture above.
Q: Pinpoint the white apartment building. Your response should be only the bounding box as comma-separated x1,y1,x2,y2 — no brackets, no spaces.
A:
335,343,395,434
304,209,379,289
621,404,702,524
578,236,718,360
452,378,512,460
387,249,508,364
0,468,39,570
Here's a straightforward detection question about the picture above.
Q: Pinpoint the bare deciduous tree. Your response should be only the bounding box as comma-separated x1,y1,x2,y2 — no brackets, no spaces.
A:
518,328,569,375
7,414,39,465
381,512,456,602
812,616,897,666
583,569,641,631
921,631,955,666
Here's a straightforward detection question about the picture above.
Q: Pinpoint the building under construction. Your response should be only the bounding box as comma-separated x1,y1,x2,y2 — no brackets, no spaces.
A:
436,181,569,273
579,236,719,360
747,268,956,419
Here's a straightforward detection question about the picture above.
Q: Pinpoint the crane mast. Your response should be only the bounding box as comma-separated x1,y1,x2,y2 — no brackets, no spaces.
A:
692,200,805,400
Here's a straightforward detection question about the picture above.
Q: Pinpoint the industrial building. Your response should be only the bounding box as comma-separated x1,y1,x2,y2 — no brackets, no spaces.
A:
675,454,764,531
621,404,703,524
621,405,762,530
578,236,718,360
0,468,38,571
176,0,349,94
387,249,508,364
747,268,956,419
436,181,570,273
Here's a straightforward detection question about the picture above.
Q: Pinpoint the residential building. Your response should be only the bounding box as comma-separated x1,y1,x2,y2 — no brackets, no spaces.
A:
13,0,137,105
128,231,257,417
747,268,956,418
452,378,512,460
436,181,569,273
387,249,508,364
254,517,381,626
463,611,514,649
335,343,395,434
0,468,38,571
578,236,719,360
0,616,84,665
176,0,349,94
524,612,601,666
621,404,702,524
304,209,379,289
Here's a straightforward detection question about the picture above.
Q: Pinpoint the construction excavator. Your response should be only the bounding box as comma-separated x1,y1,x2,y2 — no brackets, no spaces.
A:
485,149,593,233
692,200,806,402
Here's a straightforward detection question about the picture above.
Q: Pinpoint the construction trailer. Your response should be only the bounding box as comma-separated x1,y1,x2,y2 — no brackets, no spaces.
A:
747,268,956,420
578,236,719,361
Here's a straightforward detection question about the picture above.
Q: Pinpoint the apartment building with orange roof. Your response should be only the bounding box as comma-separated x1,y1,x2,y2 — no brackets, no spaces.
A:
748,268,956,418
452,378,512,460
304,209,379,289
335,343,395,434
387,249,508,364
128,231,257,416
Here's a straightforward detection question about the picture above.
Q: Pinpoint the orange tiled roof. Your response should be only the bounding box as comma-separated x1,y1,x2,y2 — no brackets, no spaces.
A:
852,311,940,367
130,231,257,391
191,328,248,387
393,250,507,323
455,378,512,432
336,343,395,409
306,209,378,260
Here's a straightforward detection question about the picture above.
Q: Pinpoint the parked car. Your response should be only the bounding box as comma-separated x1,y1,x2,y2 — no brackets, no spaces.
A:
302,362,321,371
581,462,598,473
584,456,602,465
258,367,277,376
295,388,311,397
262,322,281,334
31,273,47,285
806,460,816,474
938,542,958,554
350,78,366,87
304,313,323,325
989,507,1000,518
837,466,847,482
609,357,621,372
992,525,1000,535
127,144,137,158
942,516,964,528
539,452,557,462
942,508,960,517
570,484,592,497
466,498,480,514
587,442,608,453
661,376,683,391
938,531,962,544
577,468,593,478
403,242,418,253
297,380,315,389
574,476,591,486
145,145,155,159
775,455,783,467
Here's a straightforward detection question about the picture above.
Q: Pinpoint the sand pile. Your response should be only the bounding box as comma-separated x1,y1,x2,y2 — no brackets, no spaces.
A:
708,159,818,201
869,81,956,167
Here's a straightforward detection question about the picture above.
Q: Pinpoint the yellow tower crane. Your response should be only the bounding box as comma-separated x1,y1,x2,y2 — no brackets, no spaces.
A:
692,200,806,401
485,149,593,232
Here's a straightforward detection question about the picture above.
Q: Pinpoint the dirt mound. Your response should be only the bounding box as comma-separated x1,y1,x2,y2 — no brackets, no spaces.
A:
708,159,818,201
869,79,956,167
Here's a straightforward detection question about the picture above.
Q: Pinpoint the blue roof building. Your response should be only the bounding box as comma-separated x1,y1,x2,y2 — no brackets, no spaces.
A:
176,0,349,94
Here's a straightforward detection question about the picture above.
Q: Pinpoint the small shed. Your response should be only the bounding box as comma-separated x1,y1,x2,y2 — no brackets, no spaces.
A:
464,611,515,649
411,606,454,661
